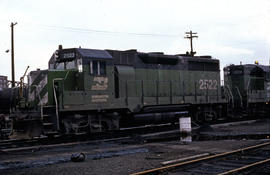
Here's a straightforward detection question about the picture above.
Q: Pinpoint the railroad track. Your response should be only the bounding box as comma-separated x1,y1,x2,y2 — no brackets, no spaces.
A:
0,123,179,151
0,119,261,151
131,141,270,175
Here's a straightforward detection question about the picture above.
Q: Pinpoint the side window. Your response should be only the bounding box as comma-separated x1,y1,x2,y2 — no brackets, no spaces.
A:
93,61,98,75
90,61,106,75
100,61,106,75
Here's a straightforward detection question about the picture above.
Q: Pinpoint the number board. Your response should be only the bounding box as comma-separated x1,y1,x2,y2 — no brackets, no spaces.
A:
60,52,76,60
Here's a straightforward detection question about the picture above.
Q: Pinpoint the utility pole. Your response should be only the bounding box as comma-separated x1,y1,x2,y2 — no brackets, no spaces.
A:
184,30,198,57
11,22,17,87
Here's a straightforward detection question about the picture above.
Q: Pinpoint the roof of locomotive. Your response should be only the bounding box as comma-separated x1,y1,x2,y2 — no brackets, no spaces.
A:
49,47,219,72
224,64,270,76
256,65,270,73
50,47,217,60
49,48,112,63
225,64,270,71
76,48,113,59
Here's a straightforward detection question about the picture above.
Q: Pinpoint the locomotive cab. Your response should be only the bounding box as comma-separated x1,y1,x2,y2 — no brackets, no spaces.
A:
47,47,117,134
49,48,115,110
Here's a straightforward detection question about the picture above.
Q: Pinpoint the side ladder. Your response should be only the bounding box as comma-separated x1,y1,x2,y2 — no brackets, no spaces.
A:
41,106,59,136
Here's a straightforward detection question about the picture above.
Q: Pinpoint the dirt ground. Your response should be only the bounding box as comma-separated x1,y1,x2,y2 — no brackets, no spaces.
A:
1,119,270,175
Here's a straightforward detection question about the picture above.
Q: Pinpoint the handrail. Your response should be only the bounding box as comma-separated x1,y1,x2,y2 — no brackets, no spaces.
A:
226,85,234,108
52,71,69,131
32,85,43,120
235,86,243,108
246,78,251,108
52,78,62,131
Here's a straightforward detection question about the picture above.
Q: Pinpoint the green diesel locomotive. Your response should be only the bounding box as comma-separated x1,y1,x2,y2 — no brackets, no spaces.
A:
224,64,270,117
10,46,227,137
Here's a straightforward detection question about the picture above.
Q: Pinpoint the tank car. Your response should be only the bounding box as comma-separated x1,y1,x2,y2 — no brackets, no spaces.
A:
10,46,227,138
0,84,12,139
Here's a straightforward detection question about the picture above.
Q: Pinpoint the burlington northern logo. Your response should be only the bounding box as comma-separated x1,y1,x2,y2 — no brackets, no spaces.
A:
91,77,108,90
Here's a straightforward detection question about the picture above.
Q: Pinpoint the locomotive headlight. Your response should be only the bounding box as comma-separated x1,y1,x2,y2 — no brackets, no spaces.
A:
77,59,83,73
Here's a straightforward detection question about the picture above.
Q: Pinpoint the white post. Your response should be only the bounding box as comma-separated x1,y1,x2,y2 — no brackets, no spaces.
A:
179,116,192,143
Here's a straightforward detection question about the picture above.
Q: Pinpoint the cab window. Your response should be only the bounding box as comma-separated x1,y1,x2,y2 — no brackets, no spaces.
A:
90,60,106,75
100,61,106,75
66,60,76,69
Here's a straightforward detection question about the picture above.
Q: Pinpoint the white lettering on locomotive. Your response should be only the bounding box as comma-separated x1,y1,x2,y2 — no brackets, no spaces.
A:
199,79,217,90
63,52,75,59
91,95,109,102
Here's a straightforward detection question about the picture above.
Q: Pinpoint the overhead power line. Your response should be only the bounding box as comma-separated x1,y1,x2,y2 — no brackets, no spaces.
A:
24,22,181,38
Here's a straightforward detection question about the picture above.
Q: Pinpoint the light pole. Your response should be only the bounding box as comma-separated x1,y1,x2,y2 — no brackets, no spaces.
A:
11,22,17,88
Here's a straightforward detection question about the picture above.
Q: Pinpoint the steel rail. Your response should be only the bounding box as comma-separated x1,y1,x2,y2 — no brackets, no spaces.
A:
130,141,270,175
0,119,261,151
0,123,179,152
217,158,270,175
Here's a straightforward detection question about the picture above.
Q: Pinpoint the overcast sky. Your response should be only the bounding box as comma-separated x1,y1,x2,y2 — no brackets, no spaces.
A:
0,0,270,81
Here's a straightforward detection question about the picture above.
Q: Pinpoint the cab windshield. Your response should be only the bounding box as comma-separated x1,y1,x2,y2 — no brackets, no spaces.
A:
49,60,78,70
